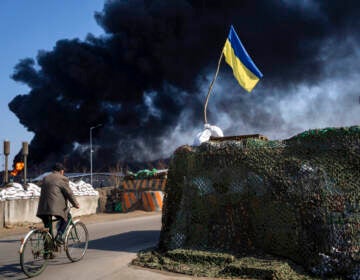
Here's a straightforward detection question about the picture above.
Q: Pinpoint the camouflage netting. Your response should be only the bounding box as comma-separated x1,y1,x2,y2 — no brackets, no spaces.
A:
133,248,313,279
158,126,360,278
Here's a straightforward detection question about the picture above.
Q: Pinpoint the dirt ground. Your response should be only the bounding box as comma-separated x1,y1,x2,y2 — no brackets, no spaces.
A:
0,210,161,238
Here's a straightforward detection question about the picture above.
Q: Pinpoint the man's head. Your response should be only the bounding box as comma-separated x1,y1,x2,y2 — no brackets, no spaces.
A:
52,162,65,175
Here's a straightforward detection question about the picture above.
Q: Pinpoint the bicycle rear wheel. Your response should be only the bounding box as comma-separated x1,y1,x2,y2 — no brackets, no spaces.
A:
65,221,88,262
20,229,51,277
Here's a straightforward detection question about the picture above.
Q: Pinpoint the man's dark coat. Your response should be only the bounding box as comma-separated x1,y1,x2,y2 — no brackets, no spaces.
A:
37,171,78,221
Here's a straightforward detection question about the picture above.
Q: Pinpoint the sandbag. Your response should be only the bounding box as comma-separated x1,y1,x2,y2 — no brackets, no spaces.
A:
193,124,224,146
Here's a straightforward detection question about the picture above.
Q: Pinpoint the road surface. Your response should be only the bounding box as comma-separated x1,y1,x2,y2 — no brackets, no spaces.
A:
0,213,201,280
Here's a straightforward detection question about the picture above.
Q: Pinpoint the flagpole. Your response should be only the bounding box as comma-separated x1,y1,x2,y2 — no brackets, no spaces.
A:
204,50,224,124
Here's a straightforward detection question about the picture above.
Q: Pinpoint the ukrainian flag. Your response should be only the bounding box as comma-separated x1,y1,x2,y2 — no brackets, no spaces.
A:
223,25,263,92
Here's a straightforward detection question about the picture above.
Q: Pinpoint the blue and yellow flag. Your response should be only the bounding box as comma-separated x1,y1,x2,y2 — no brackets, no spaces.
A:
223,25,263,92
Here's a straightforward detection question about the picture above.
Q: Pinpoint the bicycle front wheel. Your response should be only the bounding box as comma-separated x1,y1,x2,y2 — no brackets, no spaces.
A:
65,221,88,262
20,229,51,277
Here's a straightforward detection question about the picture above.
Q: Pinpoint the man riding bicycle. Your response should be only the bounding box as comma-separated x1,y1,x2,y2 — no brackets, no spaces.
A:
37,163,80,244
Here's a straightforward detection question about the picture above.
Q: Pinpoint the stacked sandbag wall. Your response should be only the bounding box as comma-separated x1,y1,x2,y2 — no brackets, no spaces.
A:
97,187,122,212
159,126,360,278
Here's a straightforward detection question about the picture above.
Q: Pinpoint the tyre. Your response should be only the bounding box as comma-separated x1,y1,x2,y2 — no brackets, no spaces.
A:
65,221,88,262
20,229,51,277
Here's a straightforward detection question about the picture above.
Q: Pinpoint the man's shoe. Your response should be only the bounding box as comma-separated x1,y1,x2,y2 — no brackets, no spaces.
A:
44,252,55,259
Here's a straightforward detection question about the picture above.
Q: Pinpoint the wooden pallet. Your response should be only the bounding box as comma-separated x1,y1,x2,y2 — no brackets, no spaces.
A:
210,134,268,142
122,178,167,191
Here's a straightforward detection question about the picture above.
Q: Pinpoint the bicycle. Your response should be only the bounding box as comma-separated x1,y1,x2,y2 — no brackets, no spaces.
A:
19,208,89,278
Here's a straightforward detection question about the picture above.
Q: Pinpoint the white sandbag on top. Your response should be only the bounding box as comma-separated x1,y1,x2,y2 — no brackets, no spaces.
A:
69,180,99,196
0,183,41,200
193,123,224,146
0,180,98,200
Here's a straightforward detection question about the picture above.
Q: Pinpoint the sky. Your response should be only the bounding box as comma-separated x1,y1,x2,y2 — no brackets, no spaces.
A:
0,0,104,168
1,0,359,172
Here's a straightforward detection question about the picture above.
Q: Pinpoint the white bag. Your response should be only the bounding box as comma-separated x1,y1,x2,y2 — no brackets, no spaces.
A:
193,124,224,146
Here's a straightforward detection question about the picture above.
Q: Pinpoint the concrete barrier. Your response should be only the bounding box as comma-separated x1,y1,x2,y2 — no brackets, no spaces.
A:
71,195,99,217
122,192,139,212
141,191,163,212
4,198,40,225
2,195,99,226
0,200,4,227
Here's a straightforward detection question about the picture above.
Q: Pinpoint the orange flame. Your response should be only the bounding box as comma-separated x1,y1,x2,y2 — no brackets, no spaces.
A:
10,162,25,176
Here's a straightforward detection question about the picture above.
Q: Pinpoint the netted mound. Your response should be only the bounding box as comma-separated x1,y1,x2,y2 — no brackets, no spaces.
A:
158,126,360,278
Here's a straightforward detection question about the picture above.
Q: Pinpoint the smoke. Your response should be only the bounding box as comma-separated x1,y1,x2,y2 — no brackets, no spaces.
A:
8,0,360,170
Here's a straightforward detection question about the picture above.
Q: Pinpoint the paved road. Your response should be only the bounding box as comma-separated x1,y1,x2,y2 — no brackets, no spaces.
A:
0,214,198,280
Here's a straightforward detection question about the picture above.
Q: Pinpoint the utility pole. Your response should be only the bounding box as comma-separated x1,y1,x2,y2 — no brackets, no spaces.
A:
3,141,10,184
90,124,102,187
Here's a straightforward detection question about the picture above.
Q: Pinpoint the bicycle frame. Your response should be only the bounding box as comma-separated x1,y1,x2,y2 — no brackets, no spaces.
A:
51,214,72,238
64,216,81,245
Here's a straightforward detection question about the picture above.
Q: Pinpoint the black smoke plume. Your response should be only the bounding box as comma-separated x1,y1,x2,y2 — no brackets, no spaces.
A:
9,0,360,171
